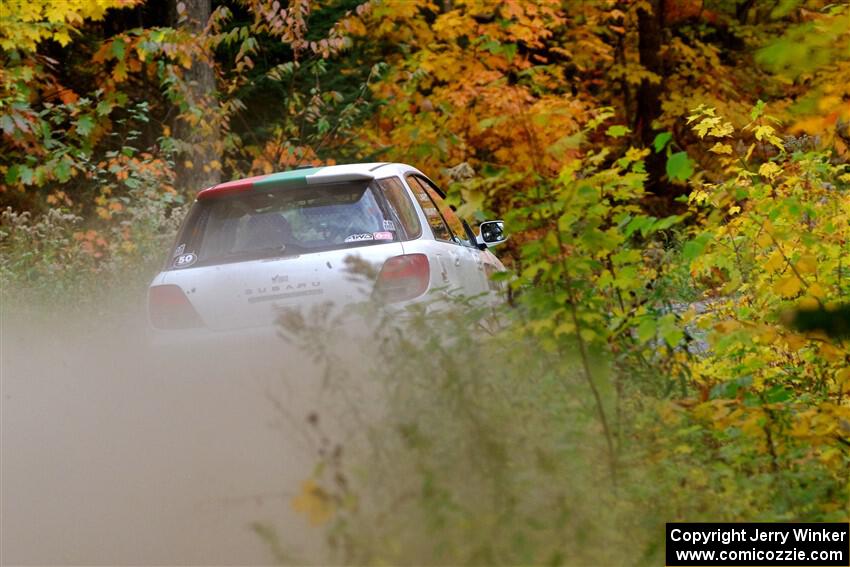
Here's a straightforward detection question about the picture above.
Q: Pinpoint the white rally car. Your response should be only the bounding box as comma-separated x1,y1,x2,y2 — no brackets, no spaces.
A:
147,162,507,343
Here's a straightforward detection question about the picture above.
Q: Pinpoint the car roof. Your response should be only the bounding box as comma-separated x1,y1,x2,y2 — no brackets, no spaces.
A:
196,162,418,200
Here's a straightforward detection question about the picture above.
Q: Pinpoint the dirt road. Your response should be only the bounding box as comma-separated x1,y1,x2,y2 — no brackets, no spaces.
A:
2,306,340,565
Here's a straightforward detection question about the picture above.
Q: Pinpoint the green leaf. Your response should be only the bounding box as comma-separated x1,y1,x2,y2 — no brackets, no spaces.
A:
317,117,330,134
764,385,792,403
652,214,684,232
710,376,752,399
548,132,584,155
637,318,657,343
661,327,684,348
480,38,500,53
682,232,712,261
96,101,113,116
75,115,95,137
606,125,630,138
652,131,672,153
750,99,766,121
5,164,20,184
658,314,684,348
18,165,34,185
54,159,71,182
0,114,15,135
111,38,126,61
666,151,694,182
623,216,650,238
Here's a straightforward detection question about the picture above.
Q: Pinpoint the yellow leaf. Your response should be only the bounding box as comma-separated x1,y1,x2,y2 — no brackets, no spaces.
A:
774,276,802,298
709,142,733,154
658,402,682,426
759,162,781,180
753,124,785,150
740,411,765,437
554,321,575,336
834,368,850,394
764,250,784,273
785,333,807,351
808,282,827,298
625,147,650,161
755,326,778,344
52,29,72,46
710,122,734,138
791,416,811,438
432,10,473,40
694,116,720,138
689,190,710,205
819,448,842,468
714,320,740,333
291,480,334,526
818,343,844,363
795,254,817,274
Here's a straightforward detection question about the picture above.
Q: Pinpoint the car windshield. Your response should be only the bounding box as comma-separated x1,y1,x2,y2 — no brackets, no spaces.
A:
171,181,398,268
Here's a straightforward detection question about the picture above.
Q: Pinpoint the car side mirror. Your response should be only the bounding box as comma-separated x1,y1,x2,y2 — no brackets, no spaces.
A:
476,220,507,248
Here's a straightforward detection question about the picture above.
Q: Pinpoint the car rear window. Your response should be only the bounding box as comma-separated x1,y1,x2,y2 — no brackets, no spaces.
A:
168,181,401,269
375,177,422,239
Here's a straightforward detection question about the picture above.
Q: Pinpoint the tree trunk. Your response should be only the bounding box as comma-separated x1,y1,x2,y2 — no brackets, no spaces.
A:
736,0,756,24
170,0,221,192
636,0,667,197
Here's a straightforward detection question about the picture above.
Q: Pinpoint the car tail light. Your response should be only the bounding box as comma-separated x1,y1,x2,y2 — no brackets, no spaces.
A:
374,254,430,303
148,285,204,329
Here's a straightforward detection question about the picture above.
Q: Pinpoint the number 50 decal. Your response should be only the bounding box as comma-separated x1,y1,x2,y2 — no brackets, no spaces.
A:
173,252,197,268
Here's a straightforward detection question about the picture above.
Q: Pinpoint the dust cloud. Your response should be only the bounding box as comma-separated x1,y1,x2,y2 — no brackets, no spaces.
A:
1,296,369,565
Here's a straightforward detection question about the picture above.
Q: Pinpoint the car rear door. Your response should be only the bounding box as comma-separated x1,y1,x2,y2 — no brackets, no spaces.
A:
405,175,488,298
395,175,461,295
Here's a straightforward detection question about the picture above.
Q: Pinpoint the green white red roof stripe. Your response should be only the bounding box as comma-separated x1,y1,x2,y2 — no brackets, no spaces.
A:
197,165,379,200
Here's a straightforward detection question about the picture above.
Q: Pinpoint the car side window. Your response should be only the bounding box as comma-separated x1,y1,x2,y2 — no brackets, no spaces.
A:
406,175,454,242
415,175,475,248
376,177,422,240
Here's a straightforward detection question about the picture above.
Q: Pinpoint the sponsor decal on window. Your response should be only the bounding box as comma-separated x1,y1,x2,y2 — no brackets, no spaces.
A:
344,233,375,243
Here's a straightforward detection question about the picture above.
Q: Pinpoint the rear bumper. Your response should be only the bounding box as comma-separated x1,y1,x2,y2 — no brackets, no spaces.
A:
146,290,459,354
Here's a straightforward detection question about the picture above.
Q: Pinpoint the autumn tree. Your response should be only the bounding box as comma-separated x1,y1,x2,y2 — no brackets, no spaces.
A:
169,0,222,190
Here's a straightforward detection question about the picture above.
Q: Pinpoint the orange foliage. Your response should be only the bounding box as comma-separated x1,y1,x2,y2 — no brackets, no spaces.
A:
352,0,602,188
